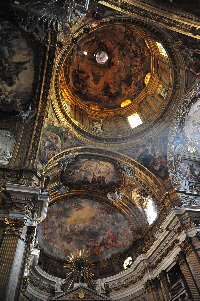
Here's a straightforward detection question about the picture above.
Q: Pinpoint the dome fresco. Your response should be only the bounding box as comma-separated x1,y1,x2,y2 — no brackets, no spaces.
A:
37,198,134,261
63,24,151,110
53,19,176,143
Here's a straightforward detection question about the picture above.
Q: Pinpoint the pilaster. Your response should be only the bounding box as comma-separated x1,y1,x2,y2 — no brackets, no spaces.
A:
177,251,200,301
0,183,49,301
159,270,170,301
144,278,164,301
182,239,200,294
0,218,26,299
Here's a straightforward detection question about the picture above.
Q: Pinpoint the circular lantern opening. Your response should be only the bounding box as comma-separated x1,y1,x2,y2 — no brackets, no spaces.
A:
95,51,108,64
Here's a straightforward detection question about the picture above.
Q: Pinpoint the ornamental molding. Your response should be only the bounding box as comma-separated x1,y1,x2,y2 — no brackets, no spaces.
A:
43,147,166,201
4,217,26,235
0,183,49,222
99,0,200,39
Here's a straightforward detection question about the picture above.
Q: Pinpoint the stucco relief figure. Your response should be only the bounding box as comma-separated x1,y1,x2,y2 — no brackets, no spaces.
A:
142,195,157,225
93,121,103,133
19,105,37,123
157,85,168,99
177,160,200,193
55,278,65,292
107,190,123,203
119,162,135,178
95,279,105,293
0,130,15,165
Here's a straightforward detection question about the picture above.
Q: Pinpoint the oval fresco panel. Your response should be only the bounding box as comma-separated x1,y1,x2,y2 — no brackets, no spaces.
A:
37,198,134,261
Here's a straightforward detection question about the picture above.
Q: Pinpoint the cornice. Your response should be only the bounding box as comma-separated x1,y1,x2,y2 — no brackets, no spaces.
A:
98,0,200,39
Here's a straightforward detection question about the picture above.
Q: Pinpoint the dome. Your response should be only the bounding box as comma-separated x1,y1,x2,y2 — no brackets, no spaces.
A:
52,18,178,145
62,24,151,110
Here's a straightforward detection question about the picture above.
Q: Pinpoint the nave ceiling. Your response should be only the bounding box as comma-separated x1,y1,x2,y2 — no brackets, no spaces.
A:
0,1,200,300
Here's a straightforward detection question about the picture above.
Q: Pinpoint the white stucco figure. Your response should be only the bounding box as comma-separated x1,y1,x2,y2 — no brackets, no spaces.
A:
107,191,123,203
0,130,15,165
55,278,65,292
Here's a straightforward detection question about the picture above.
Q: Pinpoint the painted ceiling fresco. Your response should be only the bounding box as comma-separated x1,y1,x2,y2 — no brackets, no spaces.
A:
63,24,151,109
38,106,81,170
0,20,35,112
60,156,122,191
37,198,133,261
122,131,169,181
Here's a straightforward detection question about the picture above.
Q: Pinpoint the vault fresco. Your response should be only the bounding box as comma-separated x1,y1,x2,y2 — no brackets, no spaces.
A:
63,24,151,109
0,20,35,112
60,156,122,191
37,198,133,261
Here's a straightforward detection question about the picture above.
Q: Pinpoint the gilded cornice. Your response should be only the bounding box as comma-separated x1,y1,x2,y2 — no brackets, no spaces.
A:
98,0,200,39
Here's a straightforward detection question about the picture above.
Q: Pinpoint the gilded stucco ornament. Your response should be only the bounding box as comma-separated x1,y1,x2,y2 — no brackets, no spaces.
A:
4,217,26,235
99,0,200,39
107,191,123,203
64,250,94,289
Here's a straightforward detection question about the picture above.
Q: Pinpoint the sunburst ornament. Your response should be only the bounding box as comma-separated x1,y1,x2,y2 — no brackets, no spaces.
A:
64,250,94,289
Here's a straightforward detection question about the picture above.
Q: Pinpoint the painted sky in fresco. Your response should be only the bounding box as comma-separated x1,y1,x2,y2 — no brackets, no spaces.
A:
37,198,133,261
